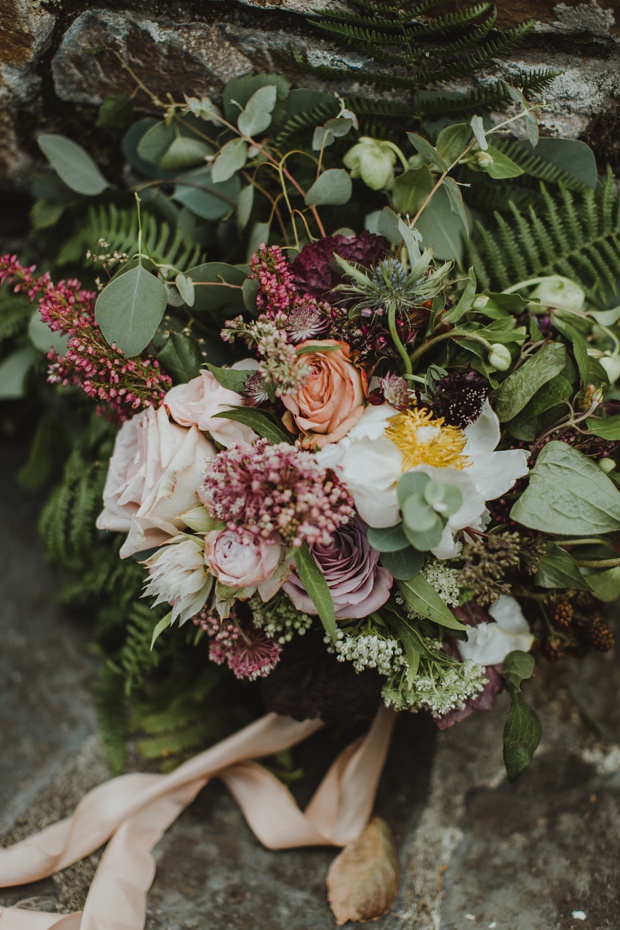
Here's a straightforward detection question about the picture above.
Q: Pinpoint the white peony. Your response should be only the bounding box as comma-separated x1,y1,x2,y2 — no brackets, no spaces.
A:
142,537,213,625
458,595,534,666
316,400,529,559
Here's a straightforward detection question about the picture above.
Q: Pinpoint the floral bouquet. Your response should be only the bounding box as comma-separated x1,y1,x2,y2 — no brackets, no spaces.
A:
1,37,619,928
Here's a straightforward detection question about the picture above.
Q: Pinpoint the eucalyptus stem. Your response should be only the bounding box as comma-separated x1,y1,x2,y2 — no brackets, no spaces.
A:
558,537,609,547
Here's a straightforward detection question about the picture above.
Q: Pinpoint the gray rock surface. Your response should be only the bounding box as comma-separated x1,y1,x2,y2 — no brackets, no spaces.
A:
1,441,619,927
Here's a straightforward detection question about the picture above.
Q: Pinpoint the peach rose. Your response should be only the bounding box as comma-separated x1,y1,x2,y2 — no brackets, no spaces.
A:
96,406,216,558
165,369,256,447
281,340,367,448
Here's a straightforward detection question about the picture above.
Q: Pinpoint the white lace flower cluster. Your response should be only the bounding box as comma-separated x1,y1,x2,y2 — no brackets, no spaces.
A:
419,558,461,607
250,594,313,643
327,628,407,676
382,646,487,716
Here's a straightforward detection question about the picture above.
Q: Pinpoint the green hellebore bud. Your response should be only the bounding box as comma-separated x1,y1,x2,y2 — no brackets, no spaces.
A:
598,458,615,474
475,150,494,168
343,137,396,191
529,275,585,313
488,343,512,371
472,295,489,309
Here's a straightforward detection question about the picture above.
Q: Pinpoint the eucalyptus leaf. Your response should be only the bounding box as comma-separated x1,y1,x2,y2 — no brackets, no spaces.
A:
158,332,204,383
95,265,168,356
28,312,69,354
511,441,620,535
136,121,176,165
175,273,195,307
406,133,448,171
398,576,466,631
160,136,212,171
214,407,293,444
366,524,410,553
237,184,254,231
397,471,430,507
436,123,470,164
212,138,248,183
444,267,476,324
173,167,240,221
552,317,589,385
186,262,247,316
379,547,424,581
392,165,434,215
443,177,469,236
470,115,488,151
415,185,464,261
403,518,444,552
491,343,567,422
237,85,278,137
305,169,352,207
37,133,109,196
482,145,523,180
0,346,38,399
293,543,336,641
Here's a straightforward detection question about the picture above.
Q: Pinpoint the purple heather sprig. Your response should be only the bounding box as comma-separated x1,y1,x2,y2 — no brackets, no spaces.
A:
0,255,172,422
199,438,354,547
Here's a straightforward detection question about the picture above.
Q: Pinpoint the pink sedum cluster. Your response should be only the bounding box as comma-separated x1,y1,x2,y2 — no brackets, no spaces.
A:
195,610,282,681
199,438,355,547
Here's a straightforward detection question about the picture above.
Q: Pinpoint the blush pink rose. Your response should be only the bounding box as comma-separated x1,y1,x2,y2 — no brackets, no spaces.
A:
165,369,256,447
281,340,367,449
205,529,283,599
96,406,216,558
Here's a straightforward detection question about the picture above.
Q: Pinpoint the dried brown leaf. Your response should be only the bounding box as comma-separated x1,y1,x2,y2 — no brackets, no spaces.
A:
326,817,400,925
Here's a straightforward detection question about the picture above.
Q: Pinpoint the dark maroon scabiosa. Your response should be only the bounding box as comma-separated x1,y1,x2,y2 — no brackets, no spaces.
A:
283,515,393,620
291,231,388,303
432,369,490,429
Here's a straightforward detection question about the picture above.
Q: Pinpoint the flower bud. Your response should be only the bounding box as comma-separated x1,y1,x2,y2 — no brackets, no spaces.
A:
529,276,585,313
472,295,489,309
488,343,512,371
598,458,615,474
475,151,494,168
343,137,397,191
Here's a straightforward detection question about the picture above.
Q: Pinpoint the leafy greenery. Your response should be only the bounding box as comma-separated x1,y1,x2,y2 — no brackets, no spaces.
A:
298,0,557,117
469,169,620,303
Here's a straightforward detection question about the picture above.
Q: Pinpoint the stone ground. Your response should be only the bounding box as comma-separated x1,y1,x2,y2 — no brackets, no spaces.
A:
1,443,619,930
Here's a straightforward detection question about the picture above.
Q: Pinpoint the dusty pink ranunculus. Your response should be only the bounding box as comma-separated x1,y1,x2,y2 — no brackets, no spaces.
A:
283,516,392,619
281,340,367,449
165,369,256,447
96,406,216,558
205,529,283,599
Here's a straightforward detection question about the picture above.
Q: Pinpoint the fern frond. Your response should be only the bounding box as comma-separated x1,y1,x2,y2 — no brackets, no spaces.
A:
56,202,203,270
0,291,32,344
93,662,128,775
275,98,341,147
469,171,620,302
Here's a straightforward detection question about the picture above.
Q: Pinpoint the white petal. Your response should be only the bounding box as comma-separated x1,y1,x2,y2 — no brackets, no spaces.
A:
464,399,501,455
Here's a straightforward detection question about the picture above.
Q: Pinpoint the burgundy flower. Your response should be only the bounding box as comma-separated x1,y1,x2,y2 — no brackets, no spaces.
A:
284,515,392,619
291,232,388,304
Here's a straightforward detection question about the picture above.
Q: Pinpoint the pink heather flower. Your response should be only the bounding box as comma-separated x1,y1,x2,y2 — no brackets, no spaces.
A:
195,610,281,681
199,438,354,547
250,243,297,316
0,255,172,422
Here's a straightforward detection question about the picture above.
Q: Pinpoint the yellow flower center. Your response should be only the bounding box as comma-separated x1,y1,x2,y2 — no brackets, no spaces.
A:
386,407,469,471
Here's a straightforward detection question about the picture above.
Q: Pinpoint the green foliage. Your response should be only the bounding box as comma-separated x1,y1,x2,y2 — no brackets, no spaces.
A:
468,169,620,302
0,290,32,345
92,662,129,775
297,0,556,116
56,201,202,270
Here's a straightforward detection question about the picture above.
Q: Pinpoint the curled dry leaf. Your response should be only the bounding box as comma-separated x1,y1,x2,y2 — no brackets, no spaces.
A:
326,817,400,925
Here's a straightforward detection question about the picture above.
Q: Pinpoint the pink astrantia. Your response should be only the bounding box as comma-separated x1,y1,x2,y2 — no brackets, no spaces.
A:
196,610,281,681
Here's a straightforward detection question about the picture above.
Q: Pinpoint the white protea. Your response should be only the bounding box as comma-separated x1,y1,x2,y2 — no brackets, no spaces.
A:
142,536,213,625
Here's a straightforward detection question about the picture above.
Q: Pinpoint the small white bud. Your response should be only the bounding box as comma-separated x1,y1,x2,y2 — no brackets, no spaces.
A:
488,343,512,371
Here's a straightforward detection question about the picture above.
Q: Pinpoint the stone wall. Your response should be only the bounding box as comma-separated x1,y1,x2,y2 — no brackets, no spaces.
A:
0,0,619,203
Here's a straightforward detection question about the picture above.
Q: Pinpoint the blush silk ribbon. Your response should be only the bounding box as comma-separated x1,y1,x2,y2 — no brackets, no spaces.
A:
0,708,396,930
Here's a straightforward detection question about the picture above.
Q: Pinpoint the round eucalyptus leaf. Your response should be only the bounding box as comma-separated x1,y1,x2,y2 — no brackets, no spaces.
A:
403,516,444,552
397,471,430,508
401,494,437,533
95,265,168,357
